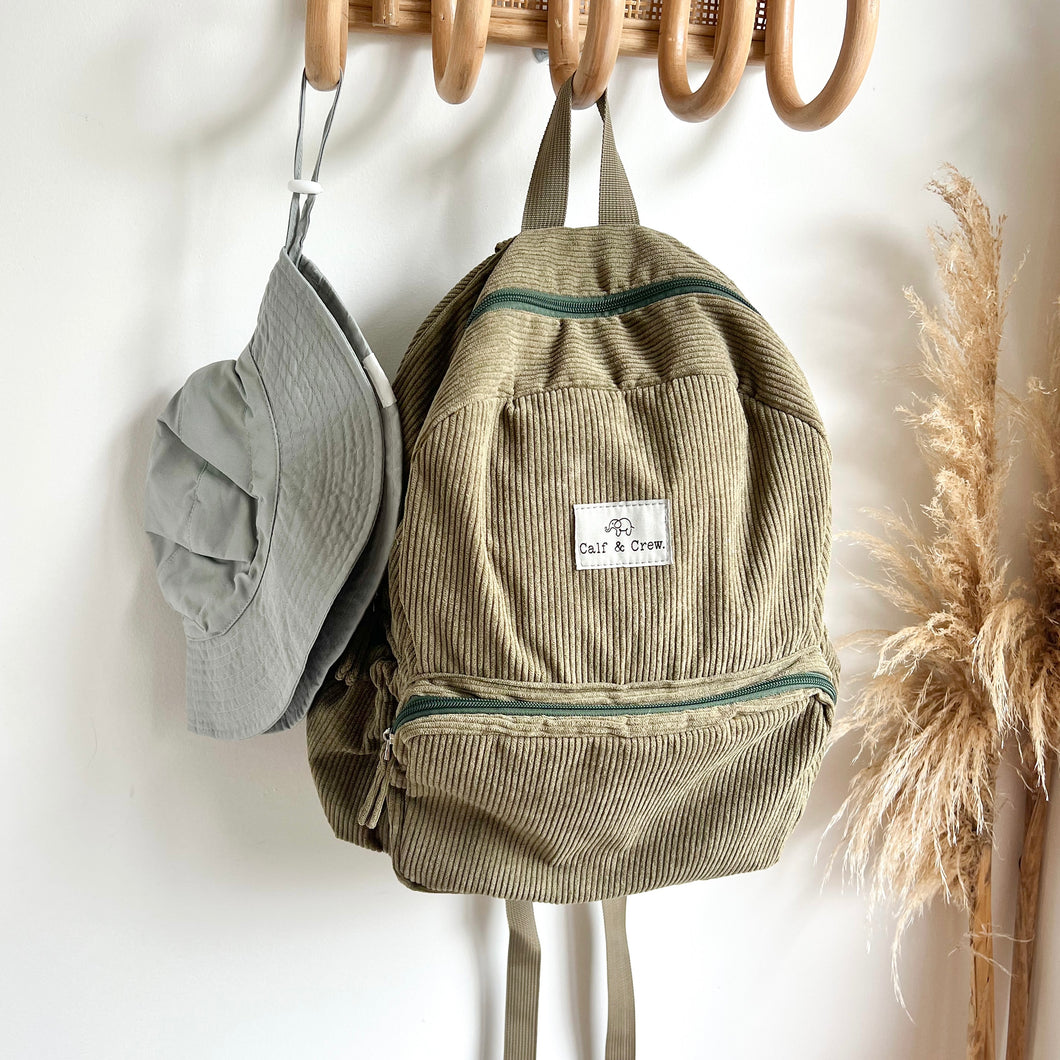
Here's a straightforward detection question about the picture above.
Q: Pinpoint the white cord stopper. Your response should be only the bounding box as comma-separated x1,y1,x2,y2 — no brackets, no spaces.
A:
288,178,323,195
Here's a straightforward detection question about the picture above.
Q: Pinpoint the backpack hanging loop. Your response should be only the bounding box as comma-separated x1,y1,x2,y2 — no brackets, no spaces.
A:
522,77,639,230
658,0,756,122
547,0,625,109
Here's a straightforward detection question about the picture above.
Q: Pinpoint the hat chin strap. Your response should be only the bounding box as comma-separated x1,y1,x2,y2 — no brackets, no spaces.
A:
285,68,344,265
503,896,635,1059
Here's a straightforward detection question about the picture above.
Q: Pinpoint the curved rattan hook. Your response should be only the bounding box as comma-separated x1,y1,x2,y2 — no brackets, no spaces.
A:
765,0,879,131
659,0,756,123
548,0,625,109
305,0,348,91
432,0,493,104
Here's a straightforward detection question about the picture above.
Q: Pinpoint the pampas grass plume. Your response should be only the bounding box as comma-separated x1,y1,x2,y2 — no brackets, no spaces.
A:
827,168,1018,995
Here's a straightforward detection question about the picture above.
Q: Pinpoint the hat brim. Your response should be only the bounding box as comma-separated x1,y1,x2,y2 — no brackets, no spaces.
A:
183,251,389,740
266,399,402,733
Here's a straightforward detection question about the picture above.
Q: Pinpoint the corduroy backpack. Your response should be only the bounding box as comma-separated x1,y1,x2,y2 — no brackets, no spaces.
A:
307,80,838,1058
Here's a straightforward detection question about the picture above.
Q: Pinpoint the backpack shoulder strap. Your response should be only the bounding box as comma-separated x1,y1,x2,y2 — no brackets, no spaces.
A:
603,896,636,1060
504,900,541,1060
503,897,636,1060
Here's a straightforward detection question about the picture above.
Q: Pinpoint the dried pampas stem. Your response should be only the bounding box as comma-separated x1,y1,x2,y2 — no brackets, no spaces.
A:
1006,759,1054,1060
969,846,995,1060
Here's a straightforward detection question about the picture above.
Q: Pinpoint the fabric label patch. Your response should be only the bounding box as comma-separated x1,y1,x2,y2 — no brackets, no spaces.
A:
573,500,673,570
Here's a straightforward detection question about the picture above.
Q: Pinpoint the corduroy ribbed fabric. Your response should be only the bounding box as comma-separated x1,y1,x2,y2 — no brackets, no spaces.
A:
308,220,837,904
308,100,836,909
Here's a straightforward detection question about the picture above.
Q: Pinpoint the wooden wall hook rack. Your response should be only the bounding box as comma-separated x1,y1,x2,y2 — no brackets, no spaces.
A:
305,0,879,129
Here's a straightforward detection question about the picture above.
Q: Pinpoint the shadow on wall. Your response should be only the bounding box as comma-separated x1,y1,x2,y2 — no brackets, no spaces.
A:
76,1,1060,1057
115,395,396,882
91,0,412,161
782,5,1060,1052
77,0,405,894
64,22,574,1057
465,896,501,1060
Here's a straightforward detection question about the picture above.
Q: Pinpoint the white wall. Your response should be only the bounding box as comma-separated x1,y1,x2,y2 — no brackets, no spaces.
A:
3,2,1059,1057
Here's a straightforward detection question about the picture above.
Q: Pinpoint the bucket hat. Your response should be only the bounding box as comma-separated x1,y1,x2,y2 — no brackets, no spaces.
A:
144,73,401,739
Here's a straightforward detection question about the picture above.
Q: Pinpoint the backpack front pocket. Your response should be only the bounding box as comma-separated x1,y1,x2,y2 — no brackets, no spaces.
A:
386,671,835,903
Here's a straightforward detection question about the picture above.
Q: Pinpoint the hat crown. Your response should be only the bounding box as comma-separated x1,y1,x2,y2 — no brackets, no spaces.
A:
144,356,277,638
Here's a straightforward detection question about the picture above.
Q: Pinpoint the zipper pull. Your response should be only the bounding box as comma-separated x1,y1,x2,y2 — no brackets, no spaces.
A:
357,729,394,830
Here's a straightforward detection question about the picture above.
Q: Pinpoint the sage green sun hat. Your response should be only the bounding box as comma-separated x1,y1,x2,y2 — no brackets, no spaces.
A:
144,74,401,739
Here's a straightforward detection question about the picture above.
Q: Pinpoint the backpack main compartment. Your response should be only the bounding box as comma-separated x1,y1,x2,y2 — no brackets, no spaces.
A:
372,223,837,903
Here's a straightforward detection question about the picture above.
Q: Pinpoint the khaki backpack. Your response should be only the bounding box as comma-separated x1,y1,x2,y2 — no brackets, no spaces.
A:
308,80,838,1059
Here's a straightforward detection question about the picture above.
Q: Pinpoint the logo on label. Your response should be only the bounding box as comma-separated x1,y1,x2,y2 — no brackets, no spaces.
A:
573,500,673,571
604,517,633,537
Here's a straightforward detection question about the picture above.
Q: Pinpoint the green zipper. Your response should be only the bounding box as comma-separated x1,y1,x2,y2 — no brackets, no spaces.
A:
392,671,836,734
468,277,758,325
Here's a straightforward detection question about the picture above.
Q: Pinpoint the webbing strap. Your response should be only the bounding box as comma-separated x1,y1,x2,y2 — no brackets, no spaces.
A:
521,77,639,231
504,900,541,1060
502,898,636,1059
603,896,636,1060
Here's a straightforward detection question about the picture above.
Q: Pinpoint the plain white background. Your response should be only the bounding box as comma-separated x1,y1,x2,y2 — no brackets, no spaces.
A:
2,2,1059,1057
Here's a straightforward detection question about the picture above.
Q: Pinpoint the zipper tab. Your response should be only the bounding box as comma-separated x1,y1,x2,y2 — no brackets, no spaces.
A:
357,731,394,830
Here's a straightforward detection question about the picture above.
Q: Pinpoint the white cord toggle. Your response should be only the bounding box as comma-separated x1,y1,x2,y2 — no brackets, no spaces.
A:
288,177,323,196
362,353,396,409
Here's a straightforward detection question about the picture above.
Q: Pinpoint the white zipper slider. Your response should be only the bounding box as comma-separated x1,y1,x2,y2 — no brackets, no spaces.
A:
382,727,393,761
